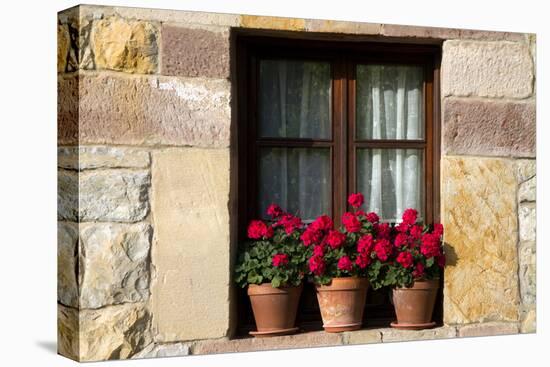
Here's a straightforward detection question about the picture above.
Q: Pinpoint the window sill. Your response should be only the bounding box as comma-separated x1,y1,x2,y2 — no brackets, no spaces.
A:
189,326,458,355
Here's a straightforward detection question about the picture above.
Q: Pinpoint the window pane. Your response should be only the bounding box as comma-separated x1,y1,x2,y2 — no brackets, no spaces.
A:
259,147,331,220
259,60,331,139
356,65,424,140
357,148,423,222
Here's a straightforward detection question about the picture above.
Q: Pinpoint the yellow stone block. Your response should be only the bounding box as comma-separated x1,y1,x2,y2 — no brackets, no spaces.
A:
240,15,306,31
442,156,520,324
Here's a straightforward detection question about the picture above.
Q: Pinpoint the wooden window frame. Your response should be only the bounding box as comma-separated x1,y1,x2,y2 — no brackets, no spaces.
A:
235,35,441,333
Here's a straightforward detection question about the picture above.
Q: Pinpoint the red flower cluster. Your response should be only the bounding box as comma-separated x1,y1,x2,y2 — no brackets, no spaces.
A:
348,192,364,208
420,233,442,258
326,230,346,249
337,256,353,271
267,203,283,218
396,251,414,268
374,238,392,261
247,220,274,240
272,253,289,267
274,213,303,235
342,212,361,233
309,255,326,276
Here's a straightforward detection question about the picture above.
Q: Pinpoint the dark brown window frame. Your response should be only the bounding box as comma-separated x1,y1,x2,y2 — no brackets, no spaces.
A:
235,34,441,333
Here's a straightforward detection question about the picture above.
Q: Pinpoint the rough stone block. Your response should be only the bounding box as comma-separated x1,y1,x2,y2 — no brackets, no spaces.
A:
152,148,230,342
458,322,519,337
443,98,535,158
133,342,190,359
58,146,150,170
191,331,342,355
58,304,79,361
457,29,526,42
58,24,71,73
305,19,380,34
381,327,457,343
381,24,460,39
58,170,79,221
79,223,152,308
519,202,536,242
515,159,536,184
520,308,536,333
518,241,536,305
442,40,534,98
58,222,79,307
342,329,382,345
79,170,150,222
240,15,306,31
161,25,230,78
519,176,536,202
58,73,231,147
79,303,152,361
58,75,79,145
442,156,520,324
91,16,158,74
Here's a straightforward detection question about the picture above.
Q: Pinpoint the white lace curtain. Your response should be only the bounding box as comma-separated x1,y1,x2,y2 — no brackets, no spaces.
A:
258,60,331,220
356,65,424,221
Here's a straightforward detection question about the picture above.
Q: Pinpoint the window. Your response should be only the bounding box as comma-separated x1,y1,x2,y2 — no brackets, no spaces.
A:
236,36,441,332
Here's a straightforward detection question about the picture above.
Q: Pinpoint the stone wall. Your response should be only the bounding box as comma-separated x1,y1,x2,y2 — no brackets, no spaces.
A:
58,4,536,362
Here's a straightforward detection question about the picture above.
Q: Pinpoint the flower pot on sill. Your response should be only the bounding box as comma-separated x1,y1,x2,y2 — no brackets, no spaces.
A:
315,277,369,333
247,283,303,337
391,278,439,330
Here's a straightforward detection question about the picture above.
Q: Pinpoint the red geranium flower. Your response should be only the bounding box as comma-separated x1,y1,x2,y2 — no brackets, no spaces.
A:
247,220,270,239
366,212,380,224
275,214,303,235
309,256,326,276
410,225,423,239
326,230,346,249
313,245,324,257
272,253,289,267
348,192,364,208
342,212,361,233
266,204,283,218
402,208,418,225
374,238,392,261
394,232,409,248
433,223,444,237
357,234,374,254
420,233,441,258
376,222,391,239
301,228,322,246
337,255,353,271
310,215,333,232
355,253,371,269
396,251,414,268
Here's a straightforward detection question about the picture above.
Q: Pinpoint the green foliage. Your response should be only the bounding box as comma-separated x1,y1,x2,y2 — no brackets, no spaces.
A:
234,226,310,288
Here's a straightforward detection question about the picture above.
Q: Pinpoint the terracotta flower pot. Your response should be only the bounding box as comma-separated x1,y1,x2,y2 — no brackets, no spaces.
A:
316,277,369,333
247,283,303,337
391,278,439,330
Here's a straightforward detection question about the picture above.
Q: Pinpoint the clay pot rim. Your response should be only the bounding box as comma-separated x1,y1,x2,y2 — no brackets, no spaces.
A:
394,278,440,290
315,276,369,291
248,282,303,296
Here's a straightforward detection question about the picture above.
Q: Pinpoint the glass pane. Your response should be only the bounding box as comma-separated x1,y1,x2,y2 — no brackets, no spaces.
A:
259,60,331,139
259,147,331,221
356,148,423,222
356,65,424,140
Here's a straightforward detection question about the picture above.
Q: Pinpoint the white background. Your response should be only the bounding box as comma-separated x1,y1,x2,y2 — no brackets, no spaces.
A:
0,0,546,366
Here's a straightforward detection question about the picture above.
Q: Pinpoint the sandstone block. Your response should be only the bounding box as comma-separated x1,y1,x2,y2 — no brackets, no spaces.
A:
518,241,536,305
79,223,152,308
442,40,533,98
442,157,520,324
518,176,536,202
519,202,536,242
306,19,380,34
520,308,536,333
191,331,342,355
58,304,79,361
58,24,71,73
58,73,231,147
342,329,382,345
58,169,79,221
152,148,230,342
79,303,151,361
79,170,150,222
58,75,79,145
58,146,150,170
381,326,457,342
458,322,519,337
381,24,460,39
58,222,79,307
443,98,535,158
133,342,190,359
161,25,230,78
92,17,158,74
515,159,536,183
240,15,305,31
